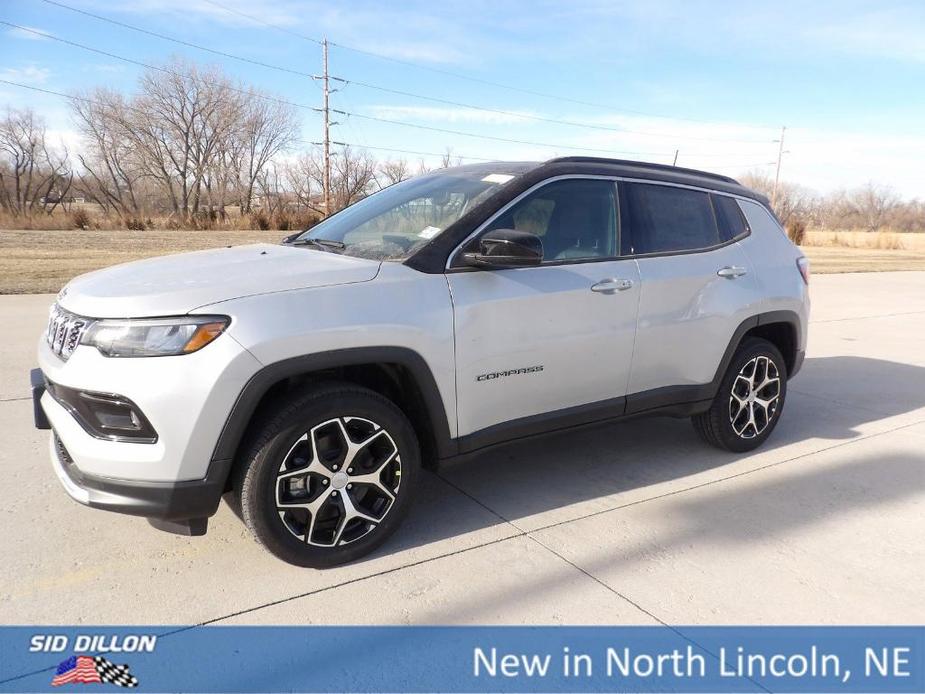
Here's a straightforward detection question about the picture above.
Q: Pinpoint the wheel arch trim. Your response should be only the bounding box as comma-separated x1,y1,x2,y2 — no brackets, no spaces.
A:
210,346,457,468
714,310,803,386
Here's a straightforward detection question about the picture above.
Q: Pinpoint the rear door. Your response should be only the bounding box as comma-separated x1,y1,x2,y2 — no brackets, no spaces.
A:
447,177,640,439
620,182,763,408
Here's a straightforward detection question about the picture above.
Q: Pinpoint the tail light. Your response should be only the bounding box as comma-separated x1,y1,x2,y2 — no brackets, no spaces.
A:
796,256,810,285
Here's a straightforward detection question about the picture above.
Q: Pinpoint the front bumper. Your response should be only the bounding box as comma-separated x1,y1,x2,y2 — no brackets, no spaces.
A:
35,325,263,534
49,431,231,535
36,331,261,482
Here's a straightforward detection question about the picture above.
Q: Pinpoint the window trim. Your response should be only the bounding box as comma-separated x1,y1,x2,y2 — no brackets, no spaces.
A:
619,180,750,258
446,174,756,270
711,192,752,243
446,174,623,271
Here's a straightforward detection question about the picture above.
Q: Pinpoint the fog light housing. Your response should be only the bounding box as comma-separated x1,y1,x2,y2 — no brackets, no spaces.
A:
46,381,157,443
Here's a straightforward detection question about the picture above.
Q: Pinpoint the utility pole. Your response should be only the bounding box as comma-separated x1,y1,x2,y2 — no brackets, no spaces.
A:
772,125,787,208
672,149,679,166
321,38,331,217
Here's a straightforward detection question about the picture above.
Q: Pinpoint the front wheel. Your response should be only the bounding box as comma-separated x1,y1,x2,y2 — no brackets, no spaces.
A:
233,384,420,567
692,337,787,452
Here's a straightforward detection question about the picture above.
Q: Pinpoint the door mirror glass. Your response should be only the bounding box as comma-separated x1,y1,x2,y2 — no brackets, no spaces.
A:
463,229,543,268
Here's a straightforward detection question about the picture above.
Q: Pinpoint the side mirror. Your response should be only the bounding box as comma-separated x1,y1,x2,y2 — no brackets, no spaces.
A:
463,229,543,269
281,232,302,244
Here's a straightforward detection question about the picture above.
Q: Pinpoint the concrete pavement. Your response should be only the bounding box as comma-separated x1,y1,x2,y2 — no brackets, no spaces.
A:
1,273,923,625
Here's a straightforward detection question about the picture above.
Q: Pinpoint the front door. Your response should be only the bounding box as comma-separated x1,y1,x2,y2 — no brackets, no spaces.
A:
446,177,640,440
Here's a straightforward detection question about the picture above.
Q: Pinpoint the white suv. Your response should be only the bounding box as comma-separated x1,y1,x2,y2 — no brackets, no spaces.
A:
33,157,809,567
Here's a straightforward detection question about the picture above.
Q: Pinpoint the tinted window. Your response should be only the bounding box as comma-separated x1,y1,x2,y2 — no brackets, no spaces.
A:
481,179,617,262
712,194,749,241
624,183,721,254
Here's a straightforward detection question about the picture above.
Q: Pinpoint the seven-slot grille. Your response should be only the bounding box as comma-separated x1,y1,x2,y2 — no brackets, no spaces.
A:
46,304,90,360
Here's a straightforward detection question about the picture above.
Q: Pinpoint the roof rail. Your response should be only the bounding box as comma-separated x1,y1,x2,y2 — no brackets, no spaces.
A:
546,156,740,185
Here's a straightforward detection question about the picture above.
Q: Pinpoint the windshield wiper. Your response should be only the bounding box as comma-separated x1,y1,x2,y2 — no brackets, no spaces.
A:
287,237,346,252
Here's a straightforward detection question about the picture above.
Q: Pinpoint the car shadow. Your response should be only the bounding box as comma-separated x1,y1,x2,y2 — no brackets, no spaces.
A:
380,355,925,557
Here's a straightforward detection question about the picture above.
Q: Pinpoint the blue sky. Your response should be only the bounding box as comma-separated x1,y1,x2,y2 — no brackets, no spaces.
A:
2,0,924,197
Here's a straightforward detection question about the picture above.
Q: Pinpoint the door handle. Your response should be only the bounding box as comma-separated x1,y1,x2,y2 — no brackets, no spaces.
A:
591,278,634,293
717,266,748,279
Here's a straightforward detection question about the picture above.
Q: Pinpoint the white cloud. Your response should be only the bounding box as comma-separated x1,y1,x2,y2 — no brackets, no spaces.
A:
90,0,476,64
82,0,299,27
5,26,53,41
87,63,126,74
806,7,925,63
0,65,52,86
567,115,925,197
367,105,537,125
46,126,83,154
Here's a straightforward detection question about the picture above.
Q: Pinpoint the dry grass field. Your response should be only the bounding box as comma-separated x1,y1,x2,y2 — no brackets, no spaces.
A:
801,229,925,273
2,228,925,294
0,229,281,294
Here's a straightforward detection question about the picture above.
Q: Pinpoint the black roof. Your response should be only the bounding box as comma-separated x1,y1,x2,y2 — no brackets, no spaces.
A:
547,156,741,185
440,156,764,203
406,156,768,273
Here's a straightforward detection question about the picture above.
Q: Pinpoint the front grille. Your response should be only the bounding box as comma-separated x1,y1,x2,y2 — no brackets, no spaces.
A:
46,304,91,361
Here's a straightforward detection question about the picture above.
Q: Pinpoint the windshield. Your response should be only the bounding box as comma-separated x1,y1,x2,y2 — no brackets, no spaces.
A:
294,171,517,260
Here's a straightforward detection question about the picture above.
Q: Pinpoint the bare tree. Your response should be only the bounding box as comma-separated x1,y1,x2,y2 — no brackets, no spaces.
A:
233,96,298,214
849,182,900,232
740,170,815,226
378,158,411,186
0,107,71,217
332,146,378,209
286,146,378,214
440,147,462,169
121,59,245,221
71,88,145,219
285,149,323,214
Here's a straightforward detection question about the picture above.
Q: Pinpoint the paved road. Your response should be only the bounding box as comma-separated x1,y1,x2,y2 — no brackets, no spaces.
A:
1,272,923,624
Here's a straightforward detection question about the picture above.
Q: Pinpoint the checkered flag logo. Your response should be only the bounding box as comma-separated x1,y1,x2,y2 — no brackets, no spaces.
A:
93,656,139,688
51,655,139,688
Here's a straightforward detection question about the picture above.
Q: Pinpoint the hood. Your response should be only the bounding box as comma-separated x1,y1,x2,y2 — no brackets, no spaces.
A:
59,244,381,317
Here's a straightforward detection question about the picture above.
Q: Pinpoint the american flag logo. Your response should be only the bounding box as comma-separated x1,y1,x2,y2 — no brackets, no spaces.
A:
51,655,139,688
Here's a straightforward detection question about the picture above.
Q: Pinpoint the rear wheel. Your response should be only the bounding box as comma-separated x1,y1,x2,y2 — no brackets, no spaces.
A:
234,384,420,567
692,338,787,452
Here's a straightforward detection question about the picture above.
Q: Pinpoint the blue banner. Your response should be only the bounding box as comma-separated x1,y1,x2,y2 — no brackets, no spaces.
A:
0,626,922,693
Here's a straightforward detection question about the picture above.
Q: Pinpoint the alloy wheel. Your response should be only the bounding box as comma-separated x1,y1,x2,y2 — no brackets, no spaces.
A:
275,416,401,546
728,355,781,439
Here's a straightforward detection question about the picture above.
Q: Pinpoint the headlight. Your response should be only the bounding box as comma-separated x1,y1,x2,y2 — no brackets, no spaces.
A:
80,316,230,357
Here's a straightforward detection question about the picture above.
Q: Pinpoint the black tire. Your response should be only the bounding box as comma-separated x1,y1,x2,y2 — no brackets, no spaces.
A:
692,337,788,452
232,382,420,567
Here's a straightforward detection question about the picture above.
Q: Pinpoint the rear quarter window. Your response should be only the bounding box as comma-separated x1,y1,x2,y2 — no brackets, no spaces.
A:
712,194,750,241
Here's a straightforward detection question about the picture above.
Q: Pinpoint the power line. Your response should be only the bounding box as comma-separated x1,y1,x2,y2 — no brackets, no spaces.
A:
1,21,774,166
0,21,317,113
200,0,321,44
0,77,151,118
0,20,680,159
38,0,312,78
199,0,780,130
39,0,769,145
333,109,679,157
333,78,768,144
0,79,496,164
1,79,769,177
304,139,496,162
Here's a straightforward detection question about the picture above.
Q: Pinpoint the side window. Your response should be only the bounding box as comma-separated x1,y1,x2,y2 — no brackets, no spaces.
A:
712,194,750,241
624,183,721,254
480,178,617,262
